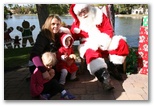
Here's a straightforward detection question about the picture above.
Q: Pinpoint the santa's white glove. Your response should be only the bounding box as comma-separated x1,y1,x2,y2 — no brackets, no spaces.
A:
59,27,71,34
74,28,81,34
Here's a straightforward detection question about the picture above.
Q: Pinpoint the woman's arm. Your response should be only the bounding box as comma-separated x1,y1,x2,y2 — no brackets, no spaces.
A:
30,32,49,74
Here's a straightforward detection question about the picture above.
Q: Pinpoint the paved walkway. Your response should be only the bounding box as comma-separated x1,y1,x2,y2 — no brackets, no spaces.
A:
4,67,148,100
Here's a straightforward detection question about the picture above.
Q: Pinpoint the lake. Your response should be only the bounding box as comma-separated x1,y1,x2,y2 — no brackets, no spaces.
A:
4,14,143,47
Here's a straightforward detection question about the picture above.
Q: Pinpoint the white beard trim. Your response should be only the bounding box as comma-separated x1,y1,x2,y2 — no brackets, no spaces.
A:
79,7,103,31
109,55,126,64
108,35,127,50
87,58,107,75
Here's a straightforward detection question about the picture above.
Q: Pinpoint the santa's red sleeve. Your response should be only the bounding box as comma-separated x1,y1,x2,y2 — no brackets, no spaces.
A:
109,39,129,56
97,14,114,38
108,35,129,64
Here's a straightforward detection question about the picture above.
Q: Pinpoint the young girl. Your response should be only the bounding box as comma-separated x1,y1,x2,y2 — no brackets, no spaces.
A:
30,52,75,100
56,33,78,86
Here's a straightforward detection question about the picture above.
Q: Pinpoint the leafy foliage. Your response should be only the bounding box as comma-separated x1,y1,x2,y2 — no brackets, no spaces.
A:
126,47,138,75
48,4,69,16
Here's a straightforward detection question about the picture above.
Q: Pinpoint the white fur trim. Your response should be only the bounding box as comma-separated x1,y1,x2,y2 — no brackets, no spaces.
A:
87,58,107,75
78,33,111,58
101,6,107,16
62,34,73,48
97,33,112,50
78,38,99,58
109,54,126,64
74,28,81,34
73,4,89,15
95,7,103,25
61,55,66,61
59,27,71,34
78,44,87,58
108,35,127,50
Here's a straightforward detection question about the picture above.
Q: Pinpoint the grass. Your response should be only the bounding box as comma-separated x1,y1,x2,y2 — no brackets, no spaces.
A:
4,46,80,72
4,47,32,71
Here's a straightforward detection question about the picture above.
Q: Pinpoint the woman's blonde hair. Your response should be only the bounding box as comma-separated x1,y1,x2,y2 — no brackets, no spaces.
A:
42,14,61,31
42,14,61,41
42,52,57,67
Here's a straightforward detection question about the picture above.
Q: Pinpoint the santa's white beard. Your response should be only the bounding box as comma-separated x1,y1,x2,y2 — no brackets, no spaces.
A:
78,7,96,32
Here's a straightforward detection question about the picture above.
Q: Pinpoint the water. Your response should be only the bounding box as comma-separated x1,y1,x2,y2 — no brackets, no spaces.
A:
115,17,142,47
4,14,142,47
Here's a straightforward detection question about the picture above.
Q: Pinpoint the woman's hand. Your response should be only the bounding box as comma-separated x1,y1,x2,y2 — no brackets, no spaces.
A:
42,71,51,80
48,69,55,80
69,54,76,59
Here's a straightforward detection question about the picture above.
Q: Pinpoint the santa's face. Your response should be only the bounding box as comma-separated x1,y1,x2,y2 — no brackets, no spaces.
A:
77,6,95,30
78,7,89,18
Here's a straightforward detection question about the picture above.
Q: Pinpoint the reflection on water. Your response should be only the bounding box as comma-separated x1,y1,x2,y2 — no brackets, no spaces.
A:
115,17,142,47
4,14,143,47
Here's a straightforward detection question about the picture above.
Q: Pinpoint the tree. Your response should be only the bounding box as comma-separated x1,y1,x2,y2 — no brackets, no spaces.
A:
36,4,49,29
36,4,70,28
48,4,69,15
8,4,13,9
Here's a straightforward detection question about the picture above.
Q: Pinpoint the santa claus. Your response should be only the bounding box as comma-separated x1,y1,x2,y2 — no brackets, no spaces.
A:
69,4,129,90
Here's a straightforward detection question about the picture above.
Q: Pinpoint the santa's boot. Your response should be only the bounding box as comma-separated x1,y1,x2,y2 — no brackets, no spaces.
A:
107,61,123,81
94,68,114,91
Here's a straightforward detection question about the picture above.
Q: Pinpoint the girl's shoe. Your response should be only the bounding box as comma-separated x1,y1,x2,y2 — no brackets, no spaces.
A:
69,77,79,81
39,94,51,100
61,91,75,100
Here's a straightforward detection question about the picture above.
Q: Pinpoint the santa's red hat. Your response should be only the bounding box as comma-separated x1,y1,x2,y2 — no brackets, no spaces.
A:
69,4,90,27
69,4,79,27
73,4,89,15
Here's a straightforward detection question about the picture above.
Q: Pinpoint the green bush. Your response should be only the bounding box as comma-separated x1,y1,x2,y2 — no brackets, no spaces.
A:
126,47,138,75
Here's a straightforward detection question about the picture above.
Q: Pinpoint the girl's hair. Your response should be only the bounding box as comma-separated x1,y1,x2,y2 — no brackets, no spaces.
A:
41,52,57,67
41,14,61,41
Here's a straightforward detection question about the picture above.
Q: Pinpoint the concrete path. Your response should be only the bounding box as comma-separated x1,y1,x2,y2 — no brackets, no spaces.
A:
4,67,148,100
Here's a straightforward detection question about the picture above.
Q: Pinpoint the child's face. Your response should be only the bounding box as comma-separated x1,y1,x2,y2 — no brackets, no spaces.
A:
65,37,71,47
45,63,53,69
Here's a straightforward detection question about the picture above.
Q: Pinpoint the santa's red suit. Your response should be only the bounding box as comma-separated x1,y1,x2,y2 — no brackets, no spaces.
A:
69,4,129,86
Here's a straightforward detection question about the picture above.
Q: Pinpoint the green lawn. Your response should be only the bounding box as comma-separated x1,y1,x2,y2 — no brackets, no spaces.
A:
4,46,79,72
4,47,32,71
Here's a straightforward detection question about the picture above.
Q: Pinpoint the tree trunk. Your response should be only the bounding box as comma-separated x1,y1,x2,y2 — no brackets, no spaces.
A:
110,4,115,30
36,4,49,29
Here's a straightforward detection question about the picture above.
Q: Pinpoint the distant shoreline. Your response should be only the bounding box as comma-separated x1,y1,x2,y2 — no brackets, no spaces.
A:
12,14,148,18
115,14,148,18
